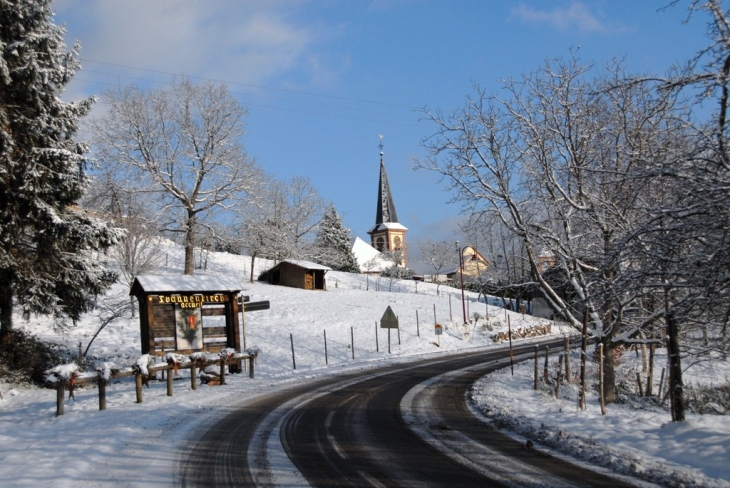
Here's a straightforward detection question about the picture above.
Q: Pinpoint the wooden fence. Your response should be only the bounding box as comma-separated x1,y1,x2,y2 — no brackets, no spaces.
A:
49,353,254,417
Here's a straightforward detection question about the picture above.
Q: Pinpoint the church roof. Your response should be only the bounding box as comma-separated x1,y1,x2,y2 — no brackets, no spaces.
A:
350,237,395,272
374,158,400,227
367,222,408,234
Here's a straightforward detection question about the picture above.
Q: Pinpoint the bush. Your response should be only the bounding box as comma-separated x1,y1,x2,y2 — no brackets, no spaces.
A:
684,382,730,414
0,330,66,386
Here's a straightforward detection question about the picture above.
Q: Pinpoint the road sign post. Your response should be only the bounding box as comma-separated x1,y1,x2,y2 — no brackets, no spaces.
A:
380,306,399,355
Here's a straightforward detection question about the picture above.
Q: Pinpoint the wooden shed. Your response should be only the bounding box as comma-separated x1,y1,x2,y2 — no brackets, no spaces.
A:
129,275,242,356
265,259,330,290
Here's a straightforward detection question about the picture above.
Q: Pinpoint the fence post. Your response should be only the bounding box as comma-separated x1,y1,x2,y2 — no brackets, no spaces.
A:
135,373,143,404
324,330,328,365
167,365,174,396
56,380,65,416
543,346,550,383
290,333,296,370
351,327,355,359
534,346,539,390
647,343,655,396
249,355,255,378
636,372,644,397
416,310,420,337
190,362,198,390
508,316,514,375
98,376,107,411
375,321,379,352
564,336,571,382
555,354,563,399
219,357,226,386
579,310,589,410
599,343,606,415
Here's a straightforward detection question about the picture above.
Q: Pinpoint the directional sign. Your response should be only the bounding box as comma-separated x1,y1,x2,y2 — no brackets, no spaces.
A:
380,306,399,329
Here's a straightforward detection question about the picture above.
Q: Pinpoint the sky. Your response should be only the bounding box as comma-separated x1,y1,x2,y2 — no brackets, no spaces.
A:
52,0,711,253
1,241,727,486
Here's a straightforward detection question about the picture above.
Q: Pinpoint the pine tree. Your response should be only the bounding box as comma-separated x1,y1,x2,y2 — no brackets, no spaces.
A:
314,206,359,272
0,0,120,343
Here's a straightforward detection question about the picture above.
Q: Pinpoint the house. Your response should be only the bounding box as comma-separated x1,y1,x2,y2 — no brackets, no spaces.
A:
445,245,489,284
263,259,330,290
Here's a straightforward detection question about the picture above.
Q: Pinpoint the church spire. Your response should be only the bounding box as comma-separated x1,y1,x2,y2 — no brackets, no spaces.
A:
374,135,399,225
368,135,407,265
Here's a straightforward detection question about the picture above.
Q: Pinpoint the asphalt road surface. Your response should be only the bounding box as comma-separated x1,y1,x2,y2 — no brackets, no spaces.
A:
179,338,648,487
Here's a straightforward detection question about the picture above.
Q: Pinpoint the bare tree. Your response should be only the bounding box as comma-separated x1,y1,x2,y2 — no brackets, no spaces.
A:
418,240,457,295
92,79,261,275
417,56,689,403
238,175,326,273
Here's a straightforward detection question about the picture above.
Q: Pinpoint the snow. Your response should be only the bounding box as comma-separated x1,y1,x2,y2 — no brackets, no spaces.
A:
351,236,394,271
0,241,727,486
132,274,243,292
276,258,331,271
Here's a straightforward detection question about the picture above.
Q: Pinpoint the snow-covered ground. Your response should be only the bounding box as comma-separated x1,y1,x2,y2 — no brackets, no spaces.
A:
0,242,727,487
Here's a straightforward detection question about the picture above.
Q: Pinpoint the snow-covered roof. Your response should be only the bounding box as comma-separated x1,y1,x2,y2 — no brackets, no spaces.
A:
351,237,394,272
367,222,408,234
277,259,331,271
130,274,243,295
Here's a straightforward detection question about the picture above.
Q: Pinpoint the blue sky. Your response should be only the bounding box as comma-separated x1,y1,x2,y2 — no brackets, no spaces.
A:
53,0,709,256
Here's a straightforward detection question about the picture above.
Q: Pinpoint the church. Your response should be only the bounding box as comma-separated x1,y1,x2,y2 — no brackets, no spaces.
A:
351,139,408,273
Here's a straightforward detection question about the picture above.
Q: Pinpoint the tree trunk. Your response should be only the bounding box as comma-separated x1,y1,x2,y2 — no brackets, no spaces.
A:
666,313,685,421
602,338,617,404
184,213,196,275
249,254,257,283
0,277,13,345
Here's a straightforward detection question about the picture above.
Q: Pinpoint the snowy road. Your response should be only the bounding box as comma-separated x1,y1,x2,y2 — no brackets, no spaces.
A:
179,338,648,487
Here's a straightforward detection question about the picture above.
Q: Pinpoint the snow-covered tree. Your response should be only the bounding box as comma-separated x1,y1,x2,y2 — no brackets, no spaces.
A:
91,79,262,275
417,56,690,404
313,206,359,272
0,0,120,343
82,173,163,316
621,0,730,421
238,175,327,275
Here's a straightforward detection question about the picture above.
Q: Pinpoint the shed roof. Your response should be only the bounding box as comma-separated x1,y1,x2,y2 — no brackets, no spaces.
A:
273,259,331,271
130,274,243,296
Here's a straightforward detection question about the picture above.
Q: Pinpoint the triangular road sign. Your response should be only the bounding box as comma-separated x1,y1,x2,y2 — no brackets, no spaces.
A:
380,306,399,329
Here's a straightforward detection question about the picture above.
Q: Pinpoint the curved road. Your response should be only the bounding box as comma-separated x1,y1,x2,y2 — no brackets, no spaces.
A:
180,339,646,487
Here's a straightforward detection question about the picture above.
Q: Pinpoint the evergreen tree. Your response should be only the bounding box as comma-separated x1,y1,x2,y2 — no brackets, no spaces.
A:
314,206,359,272
0,0,120,343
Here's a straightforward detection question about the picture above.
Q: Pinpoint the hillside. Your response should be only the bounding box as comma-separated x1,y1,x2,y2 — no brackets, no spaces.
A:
0,242,727,487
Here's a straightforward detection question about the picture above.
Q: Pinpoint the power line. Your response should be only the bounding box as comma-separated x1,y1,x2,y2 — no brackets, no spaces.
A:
81,58,415,110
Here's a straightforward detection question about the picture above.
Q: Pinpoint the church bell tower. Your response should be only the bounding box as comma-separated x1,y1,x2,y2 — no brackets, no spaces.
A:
367,136,408,266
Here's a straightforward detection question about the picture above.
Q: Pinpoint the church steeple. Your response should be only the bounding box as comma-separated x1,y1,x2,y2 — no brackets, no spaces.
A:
375,148,399,225
368,135,408,266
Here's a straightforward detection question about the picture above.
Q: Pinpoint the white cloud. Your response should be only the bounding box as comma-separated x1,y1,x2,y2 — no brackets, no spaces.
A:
512,2,607,34
55,0,337,90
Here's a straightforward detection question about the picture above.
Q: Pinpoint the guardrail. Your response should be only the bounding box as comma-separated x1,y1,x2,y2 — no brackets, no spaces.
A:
47,352,255,417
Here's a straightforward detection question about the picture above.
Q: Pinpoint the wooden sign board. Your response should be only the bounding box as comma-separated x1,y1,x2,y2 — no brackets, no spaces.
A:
380,306,399,329
130,276,242,356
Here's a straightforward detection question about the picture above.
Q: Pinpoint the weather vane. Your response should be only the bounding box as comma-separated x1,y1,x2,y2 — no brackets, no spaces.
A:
378,134,384,156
